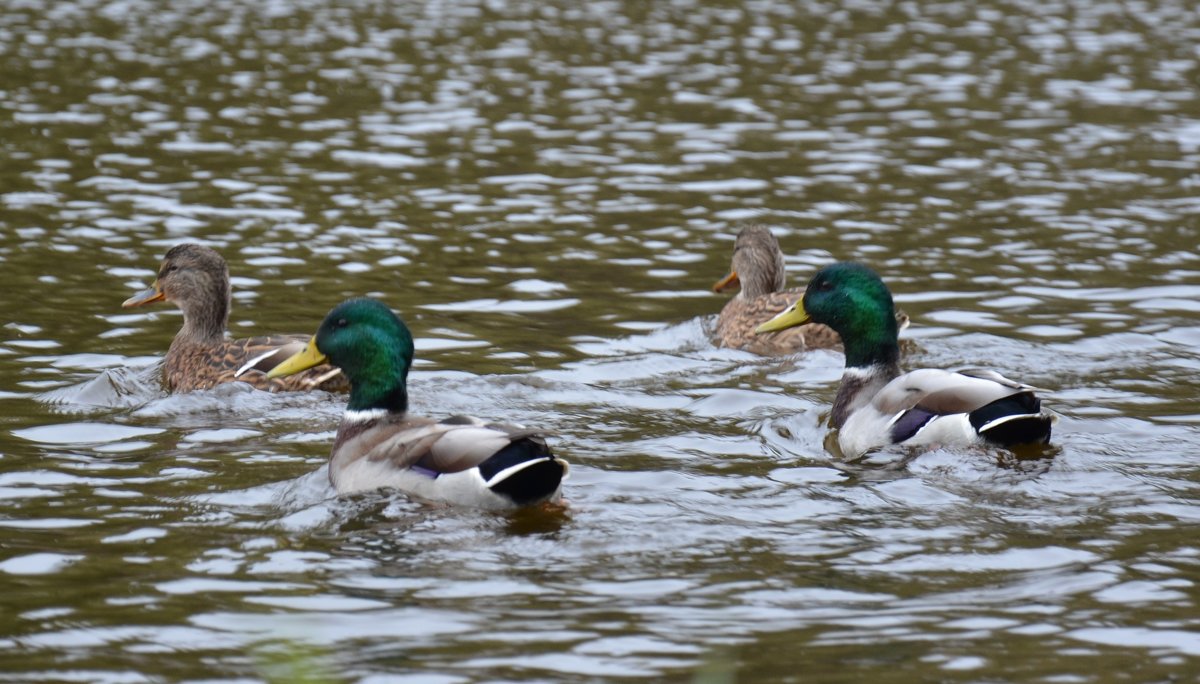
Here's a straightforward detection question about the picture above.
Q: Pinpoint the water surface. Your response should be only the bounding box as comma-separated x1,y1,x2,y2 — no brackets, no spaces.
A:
2,0,1199,681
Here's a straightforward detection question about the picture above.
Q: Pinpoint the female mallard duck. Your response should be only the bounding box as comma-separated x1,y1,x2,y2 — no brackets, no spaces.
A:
712,225,843,355
756,262,1053,457
267,297,568,509
122,244,347,393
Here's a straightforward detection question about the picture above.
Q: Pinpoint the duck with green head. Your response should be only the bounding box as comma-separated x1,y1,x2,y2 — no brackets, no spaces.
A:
757,262,1053,456
267,298,568,508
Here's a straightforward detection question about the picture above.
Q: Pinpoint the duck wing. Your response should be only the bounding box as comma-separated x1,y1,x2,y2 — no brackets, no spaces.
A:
164,335,323,392
717,289,842,354
872,369,1034,416
350,415,541,473
331,413,565,506
226,335,348,392
867,368,1051,448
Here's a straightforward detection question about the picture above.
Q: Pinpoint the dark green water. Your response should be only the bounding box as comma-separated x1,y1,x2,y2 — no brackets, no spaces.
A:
2,1,1199,681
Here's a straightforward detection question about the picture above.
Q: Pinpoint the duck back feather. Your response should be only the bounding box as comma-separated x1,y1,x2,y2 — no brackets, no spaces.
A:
840,368,1052,455
331,412,566,507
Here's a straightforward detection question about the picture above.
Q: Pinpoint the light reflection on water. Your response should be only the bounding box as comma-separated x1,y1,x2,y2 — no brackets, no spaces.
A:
2,0,1200,681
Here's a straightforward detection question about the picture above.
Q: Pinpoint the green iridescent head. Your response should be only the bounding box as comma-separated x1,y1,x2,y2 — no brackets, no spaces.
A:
757,262,899,368
269,298,415,411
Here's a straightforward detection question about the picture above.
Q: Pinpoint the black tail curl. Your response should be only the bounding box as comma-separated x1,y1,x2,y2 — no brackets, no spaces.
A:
479,437,565,506
970,392,1052,446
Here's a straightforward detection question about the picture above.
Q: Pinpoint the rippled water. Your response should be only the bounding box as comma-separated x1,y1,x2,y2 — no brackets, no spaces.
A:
2,0,1199,681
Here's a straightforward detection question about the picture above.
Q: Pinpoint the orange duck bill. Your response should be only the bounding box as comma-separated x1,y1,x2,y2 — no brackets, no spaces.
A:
712,271,740,292
122,282,166,308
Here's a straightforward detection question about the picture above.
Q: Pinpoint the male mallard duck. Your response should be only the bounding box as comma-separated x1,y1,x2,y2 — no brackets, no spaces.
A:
267,297,568,509
712,225,842,355
122,244,347,393
756,262,1053,457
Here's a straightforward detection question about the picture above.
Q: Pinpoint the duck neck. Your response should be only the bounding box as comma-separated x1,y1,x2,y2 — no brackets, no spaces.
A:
342,338,412,414
347,377,409,414
831,315,901,429
741,266,783,299
831,361,901,429
841,328,900,371
175,284,230,345
739,250,786,299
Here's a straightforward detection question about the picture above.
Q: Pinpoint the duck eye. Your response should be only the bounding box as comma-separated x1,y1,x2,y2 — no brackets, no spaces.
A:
816,280,833,292
335,318,349,328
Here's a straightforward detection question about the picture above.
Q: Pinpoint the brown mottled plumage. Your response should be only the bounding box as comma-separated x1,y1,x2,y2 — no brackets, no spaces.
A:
122,244,348,393
712,225,843,355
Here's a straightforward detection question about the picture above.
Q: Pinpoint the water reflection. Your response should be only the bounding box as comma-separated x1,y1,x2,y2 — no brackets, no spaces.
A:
2,0,1200,680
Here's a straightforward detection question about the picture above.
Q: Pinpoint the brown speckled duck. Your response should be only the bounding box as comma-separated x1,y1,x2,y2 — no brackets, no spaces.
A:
122,244,348,393
712,225,845,355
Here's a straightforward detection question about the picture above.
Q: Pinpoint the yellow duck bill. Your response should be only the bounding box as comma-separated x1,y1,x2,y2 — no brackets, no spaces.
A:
266,337,329,378
754,300,811,334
